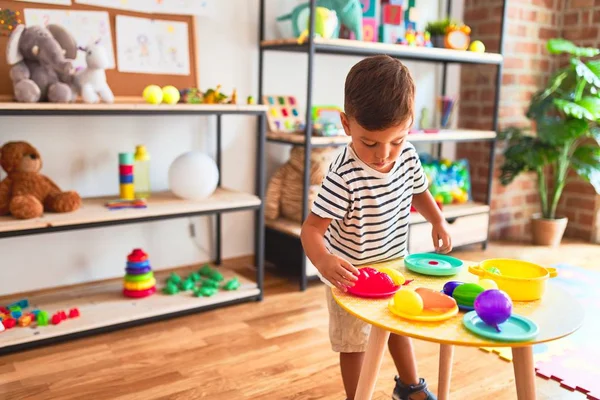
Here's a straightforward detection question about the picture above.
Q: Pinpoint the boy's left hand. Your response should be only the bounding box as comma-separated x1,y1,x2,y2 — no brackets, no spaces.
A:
432,221,452,254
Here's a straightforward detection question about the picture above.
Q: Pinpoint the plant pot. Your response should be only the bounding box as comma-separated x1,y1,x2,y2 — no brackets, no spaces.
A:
531,213,568,247
430,34,446,48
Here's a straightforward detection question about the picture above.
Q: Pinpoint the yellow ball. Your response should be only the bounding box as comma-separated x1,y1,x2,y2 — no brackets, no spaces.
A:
162,85,180,105
143,85,163,104
378,267,406,286
392,289,424,316
469,40,485,52
479,279,498,290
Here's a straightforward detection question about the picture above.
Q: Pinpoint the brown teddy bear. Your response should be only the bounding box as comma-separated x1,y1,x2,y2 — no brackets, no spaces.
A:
0,141,81,219
265,145,339,223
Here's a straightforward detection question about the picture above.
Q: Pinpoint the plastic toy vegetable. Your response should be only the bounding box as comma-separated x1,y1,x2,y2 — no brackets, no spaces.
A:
474,289,513,332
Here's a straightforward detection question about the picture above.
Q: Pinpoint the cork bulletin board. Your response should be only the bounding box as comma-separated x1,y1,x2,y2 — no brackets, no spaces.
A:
0,0,200,100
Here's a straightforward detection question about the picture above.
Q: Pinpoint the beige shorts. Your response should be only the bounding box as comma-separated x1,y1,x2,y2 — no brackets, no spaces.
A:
325,286,371,353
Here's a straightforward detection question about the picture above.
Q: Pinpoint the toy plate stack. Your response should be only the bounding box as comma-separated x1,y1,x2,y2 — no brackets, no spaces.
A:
123,248,156,298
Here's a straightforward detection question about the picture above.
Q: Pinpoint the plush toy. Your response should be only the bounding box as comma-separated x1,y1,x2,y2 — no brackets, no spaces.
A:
0,141,81,220
265,146,338,223
277,0,363,41
75,40,114,104
6,24,78,103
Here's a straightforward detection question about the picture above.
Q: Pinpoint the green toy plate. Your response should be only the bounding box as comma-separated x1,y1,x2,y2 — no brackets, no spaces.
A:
462,311,540,342
404,253,464,276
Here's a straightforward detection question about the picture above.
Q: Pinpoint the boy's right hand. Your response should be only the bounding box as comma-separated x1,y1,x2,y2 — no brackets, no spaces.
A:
315,254,360,291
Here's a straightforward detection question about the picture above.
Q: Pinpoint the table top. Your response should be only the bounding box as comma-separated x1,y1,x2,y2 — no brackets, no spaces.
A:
332,257,585,348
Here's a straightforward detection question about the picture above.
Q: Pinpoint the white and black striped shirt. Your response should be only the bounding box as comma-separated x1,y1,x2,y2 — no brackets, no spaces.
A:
311,143,428,285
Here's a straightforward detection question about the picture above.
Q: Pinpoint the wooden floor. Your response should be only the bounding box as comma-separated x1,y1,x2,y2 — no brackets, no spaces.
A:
0,239,597,399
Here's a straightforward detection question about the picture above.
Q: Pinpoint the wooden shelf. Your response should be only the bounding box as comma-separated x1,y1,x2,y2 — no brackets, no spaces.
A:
409,202,490,224
267,129,496,147
0,100,268,116
265,202,490,237
0,188,261,238
261,38,503,65
0,263,260,353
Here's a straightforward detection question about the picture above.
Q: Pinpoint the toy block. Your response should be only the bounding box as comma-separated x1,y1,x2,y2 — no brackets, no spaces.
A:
37,311,49,326
18,314,32,327
51,313,62,325
360,0,378,18
68,308,80,318
3,318,16,329
362,18,379,42
0,307,8,315
380,24,405,44
383,4,403,25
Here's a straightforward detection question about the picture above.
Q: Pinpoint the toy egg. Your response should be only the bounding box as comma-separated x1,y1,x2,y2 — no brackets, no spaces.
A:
478,279,498,291
392,289,424,316
452,283,485,308
443,281,463,297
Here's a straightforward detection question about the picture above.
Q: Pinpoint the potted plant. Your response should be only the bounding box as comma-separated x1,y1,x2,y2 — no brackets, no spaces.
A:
498,38,600,246
425,18,454,48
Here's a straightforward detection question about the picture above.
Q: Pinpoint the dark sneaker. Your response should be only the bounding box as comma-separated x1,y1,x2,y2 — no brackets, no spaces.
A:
392,376,437,400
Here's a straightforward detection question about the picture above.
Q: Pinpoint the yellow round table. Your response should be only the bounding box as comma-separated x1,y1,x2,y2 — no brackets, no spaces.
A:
331,257,585,400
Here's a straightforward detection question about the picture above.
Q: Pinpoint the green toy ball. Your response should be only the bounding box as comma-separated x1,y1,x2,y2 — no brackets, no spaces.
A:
162,85,180,104
143,84,163,104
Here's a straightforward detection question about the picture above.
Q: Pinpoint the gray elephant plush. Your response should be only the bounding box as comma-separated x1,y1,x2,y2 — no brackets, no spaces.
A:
5,24,78,103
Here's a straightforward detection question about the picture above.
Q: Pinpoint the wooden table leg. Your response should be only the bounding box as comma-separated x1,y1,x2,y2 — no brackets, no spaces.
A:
512,346,537,400
355,326,391,400
438,344,454,400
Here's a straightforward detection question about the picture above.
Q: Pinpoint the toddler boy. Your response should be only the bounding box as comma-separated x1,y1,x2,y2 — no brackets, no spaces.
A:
301,55,452,400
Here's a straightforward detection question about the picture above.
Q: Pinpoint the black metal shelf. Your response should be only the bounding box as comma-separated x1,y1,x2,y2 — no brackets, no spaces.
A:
260,38,503,66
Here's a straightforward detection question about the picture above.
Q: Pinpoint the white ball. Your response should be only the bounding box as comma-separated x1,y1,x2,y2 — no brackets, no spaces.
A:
168,151,219,200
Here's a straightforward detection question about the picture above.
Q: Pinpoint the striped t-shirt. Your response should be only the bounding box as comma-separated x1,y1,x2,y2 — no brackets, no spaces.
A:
311,142,428,286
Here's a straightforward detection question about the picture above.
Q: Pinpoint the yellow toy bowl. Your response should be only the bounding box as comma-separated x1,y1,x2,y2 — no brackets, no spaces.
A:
468,259,558,302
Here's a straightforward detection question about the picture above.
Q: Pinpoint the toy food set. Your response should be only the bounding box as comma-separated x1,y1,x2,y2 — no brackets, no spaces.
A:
388,287,459,322
404,253,464,276
347,267,402,298
467,259,558,301
420,156,471,205
462,288,539,342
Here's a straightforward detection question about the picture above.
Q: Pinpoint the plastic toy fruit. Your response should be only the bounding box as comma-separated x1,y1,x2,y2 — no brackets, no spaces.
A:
415,287,457,311
478,279,498,291
377,267,406,285
452,282,485,308
347,267,400,297
469,40,485,52
162,85,180,104
143,84,163,104
474,289,512,332
442,281,463,297
392,289,424,316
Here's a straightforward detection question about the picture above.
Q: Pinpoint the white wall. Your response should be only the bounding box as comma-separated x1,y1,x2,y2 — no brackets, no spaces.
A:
0,0,462,296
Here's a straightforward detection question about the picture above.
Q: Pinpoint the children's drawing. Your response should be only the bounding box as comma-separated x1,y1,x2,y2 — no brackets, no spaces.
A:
115,15,189,75
23,9,114,70
74,0,147,12
75,0,213,15
17,0,72,5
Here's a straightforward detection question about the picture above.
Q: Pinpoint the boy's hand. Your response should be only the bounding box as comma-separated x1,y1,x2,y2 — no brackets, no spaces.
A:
432,221,452,254
316,254,360,291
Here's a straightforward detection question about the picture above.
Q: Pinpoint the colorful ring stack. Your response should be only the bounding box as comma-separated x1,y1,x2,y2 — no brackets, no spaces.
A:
119,152,135,200
123,248,156,298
